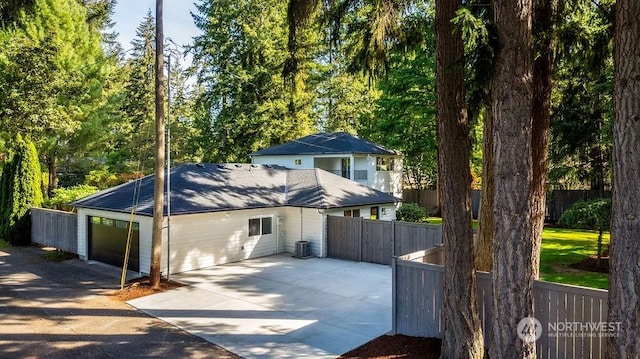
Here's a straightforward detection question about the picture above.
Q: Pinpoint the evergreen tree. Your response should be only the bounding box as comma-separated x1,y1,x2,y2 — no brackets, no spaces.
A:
0,0,111,195
112,11,156,172
191,0,316,162
0,135,43,245
362,12,438,189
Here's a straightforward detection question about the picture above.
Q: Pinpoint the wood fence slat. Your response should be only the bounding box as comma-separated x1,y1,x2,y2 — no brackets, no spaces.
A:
30,208,77,254
393,255,609,358
326,215,442,265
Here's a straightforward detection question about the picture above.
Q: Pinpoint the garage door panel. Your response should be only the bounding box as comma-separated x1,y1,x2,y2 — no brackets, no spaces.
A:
89,217,139,272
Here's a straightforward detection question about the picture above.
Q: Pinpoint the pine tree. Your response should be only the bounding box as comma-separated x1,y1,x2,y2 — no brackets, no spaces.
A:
0,135,43,245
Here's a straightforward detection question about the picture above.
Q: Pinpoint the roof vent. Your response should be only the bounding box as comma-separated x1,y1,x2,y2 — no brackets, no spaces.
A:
196,163,205,168
217,164,225,169
235,164,242,168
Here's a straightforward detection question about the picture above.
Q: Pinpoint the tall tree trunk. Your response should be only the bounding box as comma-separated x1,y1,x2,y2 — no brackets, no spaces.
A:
489,0,536,358
530,0,558,279
475,106,494,272
436,0,484,357
46,154,56,199
609,0,640,357
151,0,165,289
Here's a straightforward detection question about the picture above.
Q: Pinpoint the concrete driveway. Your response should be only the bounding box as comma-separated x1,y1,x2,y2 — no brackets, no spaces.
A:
0,246,238,359
128,254,392,358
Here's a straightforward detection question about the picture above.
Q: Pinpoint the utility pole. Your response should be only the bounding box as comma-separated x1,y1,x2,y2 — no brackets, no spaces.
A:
150,0,165,289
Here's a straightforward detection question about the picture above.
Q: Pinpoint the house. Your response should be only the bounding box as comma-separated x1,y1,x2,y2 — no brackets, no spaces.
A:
250,132,403,199
72,163,400,275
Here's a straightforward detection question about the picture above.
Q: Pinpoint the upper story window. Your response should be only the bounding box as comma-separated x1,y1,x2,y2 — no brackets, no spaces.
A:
294,159,302,166
376,157,395,171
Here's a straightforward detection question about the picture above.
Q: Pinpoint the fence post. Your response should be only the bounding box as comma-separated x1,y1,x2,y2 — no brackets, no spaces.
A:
391,255,397,334
391,220,396,257
359,217,363,262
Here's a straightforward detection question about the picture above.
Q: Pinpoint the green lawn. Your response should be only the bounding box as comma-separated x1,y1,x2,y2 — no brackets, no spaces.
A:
427,217,608,289
540,227,609,290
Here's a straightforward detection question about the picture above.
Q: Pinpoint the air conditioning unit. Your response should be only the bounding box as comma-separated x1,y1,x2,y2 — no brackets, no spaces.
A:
294,240,311,259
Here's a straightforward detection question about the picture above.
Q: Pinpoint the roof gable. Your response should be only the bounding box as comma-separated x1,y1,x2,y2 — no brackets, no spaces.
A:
72,163,399,216
250,132,400,156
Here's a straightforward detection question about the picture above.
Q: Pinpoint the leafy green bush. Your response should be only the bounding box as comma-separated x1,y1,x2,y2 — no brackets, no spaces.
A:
558,198,611,231
558,198,611,259
396,203,428,222
85,168,122,189
44,185,98,212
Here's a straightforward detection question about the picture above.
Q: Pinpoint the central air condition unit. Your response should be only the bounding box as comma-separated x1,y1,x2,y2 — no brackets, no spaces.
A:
293,240,312,259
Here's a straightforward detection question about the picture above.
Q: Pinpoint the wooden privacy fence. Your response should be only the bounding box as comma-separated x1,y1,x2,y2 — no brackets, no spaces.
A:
31,208,78,254
392,251,609,358
402,189,611,222
326,216,442,265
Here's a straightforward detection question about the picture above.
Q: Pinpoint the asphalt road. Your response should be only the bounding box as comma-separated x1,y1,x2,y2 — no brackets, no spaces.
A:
0,246,241,359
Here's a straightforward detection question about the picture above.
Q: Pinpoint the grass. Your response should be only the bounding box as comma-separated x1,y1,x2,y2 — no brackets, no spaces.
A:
41,250,77,262
0,239,8,248
540,227,609,290
427,217,608,289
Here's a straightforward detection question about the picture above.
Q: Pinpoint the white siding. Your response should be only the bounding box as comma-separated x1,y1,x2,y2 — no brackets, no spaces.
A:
283,207,301,253
326,204,397,221
76,208,153,274
282,207,324,257
301,208,324,257
252,154,315,168
166,208,285,274
253,153,403,199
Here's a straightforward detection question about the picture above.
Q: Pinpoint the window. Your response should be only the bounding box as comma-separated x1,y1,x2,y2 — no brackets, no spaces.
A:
376,157,389,171
262,217,272,235
249,217,273,236
370,206,379,220
344,209,361,217
376,157,396,171
294,159,302,166
249,218,261,236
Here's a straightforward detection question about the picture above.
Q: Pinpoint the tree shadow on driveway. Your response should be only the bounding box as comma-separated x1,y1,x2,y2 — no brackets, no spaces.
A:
0,246,240,359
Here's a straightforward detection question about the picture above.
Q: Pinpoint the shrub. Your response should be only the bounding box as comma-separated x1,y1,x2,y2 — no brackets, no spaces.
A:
0,135,43,245
558,198,611,231
85,168,121,189
396,203,428,222
558,198,611,259
43,185,98,212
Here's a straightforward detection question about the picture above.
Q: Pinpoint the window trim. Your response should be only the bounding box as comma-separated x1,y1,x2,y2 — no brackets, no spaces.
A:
249,216,273,236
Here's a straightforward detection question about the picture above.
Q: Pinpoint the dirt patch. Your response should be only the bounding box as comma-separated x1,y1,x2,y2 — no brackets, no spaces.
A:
111,276,184,301
339,335,441,359
570,256,609,273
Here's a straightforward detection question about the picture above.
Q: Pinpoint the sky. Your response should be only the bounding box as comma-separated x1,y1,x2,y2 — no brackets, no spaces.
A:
111,1,200,52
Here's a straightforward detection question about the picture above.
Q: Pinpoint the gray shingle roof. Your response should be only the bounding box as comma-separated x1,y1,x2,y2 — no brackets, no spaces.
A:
72,163,400,216
250,132,400,156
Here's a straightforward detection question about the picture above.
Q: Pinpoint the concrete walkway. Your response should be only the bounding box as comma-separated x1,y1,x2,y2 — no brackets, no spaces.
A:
0,246,239,359
128,254,392,358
